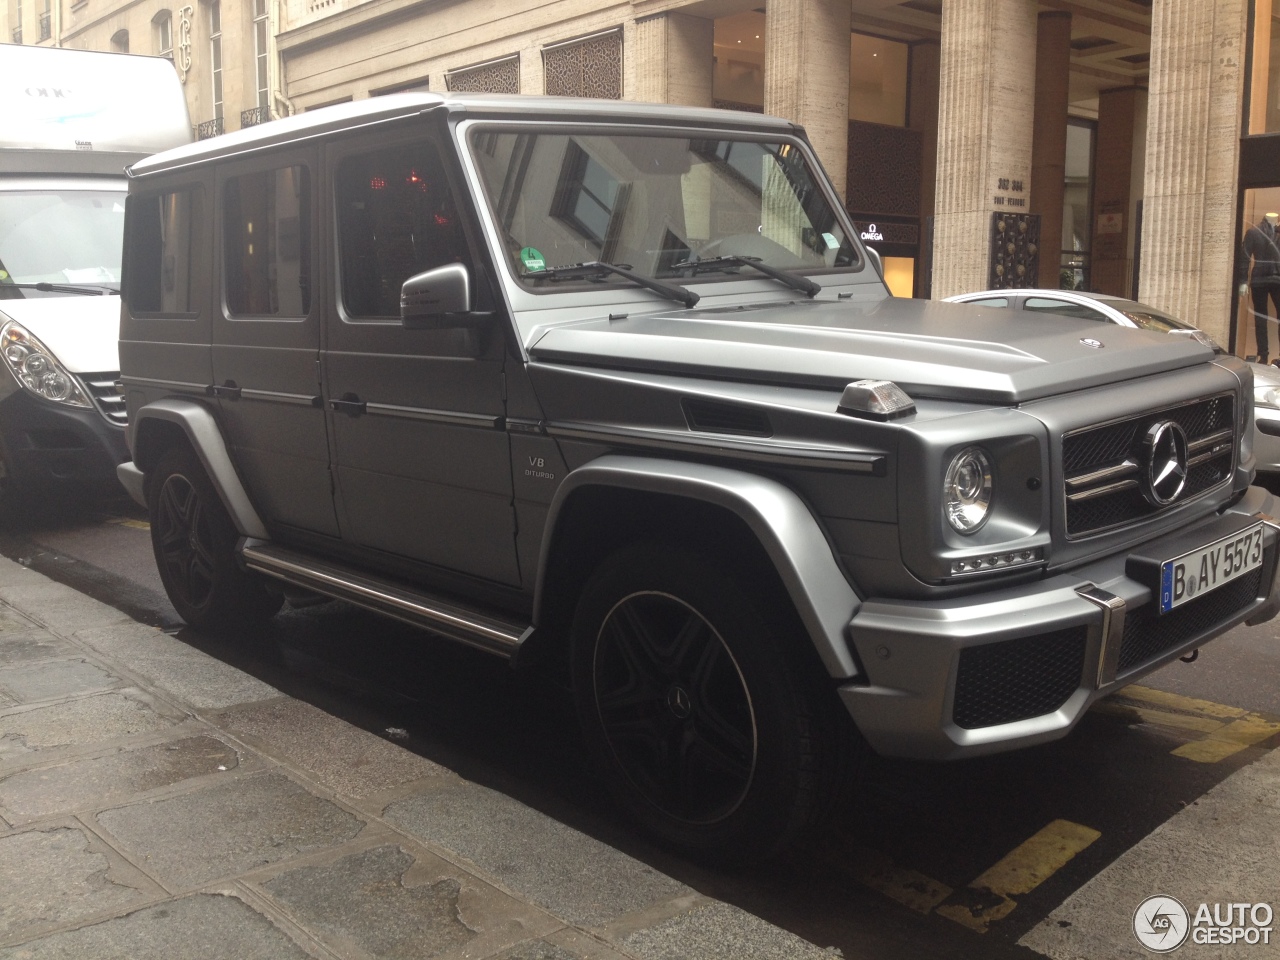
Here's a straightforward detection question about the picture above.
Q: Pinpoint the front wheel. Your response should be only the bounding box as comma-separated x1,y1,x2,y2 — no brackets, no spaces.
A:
571,541,854,863
147,445,282,633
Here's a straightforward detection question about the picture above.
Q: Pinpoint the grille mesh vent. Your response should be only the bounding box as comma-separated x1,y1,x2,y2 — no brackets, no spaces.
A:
952,627,1087,729
682,399,772,437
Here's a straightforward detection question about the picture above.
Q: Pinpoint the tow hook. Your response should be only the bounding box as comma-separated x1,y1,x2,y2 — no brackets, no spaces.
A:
1180,649,1199,663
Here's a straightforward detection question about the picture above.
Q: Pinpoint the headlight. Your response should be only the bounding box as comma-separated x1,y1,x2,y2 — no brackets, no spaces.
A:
944,446,994,534
1255,381,1280,410
0,320,91,407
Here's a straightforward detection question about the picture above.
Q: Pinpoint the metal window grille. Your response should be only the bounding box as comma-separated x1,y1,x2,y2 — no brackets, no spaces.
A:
196,117,224,139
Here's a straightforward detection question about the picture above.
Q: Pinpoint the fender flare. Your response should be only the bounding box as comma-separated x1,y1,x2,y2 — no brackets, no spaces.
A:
534,454,863,678
129,398,269,540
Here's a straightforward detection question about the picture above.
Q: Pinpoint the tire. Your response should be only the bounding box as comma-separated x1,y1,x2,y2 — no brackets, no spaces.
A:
147,444,282,632
570,540,856,863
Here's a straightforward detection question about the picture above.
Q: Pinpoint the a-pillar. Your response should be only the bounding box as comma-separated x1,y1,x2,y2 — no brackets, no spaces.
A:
1091,86,1147,297
763,0,850,199
1030,11,1070,288
629,12,713,107
1139,0,1247,344
931,0,1038,299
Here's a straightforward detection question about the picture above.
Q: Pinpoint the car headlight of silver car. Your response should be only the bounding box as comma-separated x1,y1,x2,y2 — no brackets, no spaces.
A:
1254,381,1280,410
944,446,994,534
0,320,92,408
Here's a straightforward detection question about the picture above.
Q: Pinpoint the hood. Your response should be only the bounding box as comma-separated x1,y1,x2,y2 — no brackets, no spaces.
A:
527,297,1213,404
0,295,122,373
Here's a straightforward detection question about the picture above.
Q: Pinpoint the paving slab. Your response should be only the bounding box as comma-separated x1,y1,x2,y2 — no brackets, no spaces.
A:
260,842,561,960
0,633,78,666
488,930,634,960
1020,743,1280,959
0,735,248,824
0,581,136,634
213,697,450,800
618,901,841,960
0,893,317,960
96,770,366,891
383,780,691,929
0,690,186,770
0,658,121,703
0,823,160,945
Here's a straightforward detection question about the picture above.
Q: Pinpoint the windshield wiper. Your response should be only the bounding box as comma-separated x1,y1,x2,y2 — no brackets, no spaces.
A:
527,261,699,309
0,281,116,296
675,255,821,298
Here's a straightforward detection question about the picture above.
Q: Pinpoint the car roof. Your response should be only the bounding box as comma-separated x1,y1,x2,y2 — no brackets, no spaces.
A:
129,92,800,178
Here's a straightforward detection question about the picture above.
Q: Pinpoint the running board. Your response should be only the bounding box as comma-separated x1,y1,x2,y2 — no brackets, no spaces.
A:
239,540,531,658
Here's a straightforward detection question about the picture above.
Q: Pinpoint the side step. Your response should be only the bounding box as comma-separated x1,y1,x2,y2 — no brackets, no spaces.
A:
239,540,531,658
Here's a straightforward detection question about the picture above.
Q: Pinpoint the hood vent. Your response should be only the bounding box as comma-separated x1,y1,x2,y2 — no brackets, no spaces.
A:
682,398,772,437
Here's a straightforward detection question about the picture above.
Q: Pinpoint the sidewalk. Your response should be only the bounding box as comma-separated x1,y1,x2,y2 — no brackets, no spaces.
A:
0,556,837,960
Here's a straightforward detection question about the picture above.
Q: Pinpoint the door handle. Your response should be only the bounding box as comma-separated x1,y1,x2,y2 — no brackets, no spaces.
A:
210,380,241,400
330,394,366,416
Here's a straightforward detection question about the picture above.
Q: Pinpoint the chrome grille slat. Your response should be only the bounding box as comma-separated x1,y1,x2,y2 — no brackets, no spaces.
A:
80,371,127,425
1062,393,1234,538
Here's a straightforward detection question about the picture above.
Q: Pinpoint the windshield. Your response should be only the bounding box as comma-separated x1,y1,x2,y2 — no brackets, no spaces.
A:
0,190,126,297
468,129,859,289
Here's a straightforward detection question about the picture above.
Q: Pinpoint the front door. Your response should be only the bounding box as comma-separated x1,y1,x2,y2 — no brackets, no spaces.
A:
212,148,338,537
320,128,519,586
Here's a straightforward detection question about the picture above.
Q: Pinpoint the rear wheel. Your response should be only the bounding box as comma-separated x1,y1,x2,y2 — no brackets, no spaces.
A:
147,445,281,632
571,541,854,863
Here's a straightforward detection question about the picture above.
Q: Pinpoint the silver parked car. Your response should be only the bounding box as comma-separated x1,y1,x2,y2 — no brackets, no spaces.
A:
943,288,1280,475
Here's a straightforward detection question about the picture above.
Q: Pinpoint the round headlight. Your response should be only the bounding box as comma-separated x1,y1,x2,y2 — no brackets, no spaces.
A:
944,447,994,534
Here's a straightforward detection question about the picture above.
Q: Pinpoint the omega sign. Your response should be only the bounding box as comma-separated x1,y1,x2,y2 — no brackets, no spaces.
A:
859,223,884,242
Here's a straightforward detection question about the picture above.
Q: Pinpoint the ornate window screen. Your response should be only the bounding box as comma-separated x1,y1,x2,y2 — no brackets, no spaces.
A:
542,29,621,99
445,56,519,94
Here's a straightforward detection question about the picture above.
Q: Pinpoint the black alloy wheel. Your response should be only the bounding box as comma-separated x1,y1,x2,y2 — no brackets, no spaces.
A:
154,470,218,612
592,590,757,825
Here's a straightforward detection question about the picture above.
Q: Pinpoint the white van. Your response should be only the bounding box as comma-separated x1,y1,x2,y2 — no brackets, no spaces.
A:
0,44,189,501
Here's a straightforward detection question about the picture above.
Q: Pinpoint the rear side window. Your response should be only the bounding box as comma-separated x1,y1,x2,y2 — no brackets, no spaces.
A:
123,189,199,314
1023,297,1110,323
223,165,310,317
966,297,1009,308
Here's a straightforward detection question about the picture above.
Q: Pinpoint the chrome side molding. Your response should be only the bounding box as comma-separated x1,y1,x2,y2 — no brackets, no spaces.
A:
239,540,530,658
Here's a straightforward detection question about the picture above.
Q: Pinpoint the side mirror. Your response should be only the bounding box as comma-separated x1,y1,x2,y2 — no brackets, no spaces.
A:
401,263,486,329
864,245,884,280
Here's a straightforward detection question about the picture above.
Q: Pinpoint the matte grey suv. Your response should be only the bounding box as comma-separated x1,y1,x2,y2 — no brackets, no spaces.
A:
116,93,1280,861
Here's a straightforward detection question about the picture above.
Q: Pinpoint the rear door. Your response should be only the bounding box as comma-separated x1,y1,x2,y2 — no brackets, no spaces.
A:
212,147,338,537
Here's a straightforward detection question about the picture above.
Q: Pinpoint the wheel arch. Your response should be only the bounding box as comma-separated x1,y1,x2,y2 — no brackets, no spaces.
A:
532,455,863,678
130,398,268,540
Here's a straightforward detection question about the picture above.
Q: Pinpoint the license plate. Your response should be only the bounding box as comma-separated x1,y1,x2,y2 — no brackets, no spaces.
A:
1159,523,1265,613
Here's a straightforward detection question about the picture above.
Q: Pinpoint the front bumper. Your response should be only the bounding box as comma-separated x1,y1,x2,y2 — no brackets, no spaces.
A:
0,387,128,493
841,485,1280,760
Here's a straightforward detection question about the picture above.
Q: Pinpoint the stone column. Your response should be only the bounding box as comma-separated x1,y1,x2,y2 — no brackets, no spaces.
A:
1030,11,1070,288
629,12,713,107
520,44,544,95
931,0,1038,300
1091,87,1144,297
909,41,941,224
1139,0,1247,344
764,0,851,198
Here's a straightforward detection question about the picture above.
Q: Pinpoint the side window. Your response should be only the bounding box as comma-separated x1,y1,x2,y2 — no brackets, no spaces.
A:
124,189,199,314
335,142,469,320
966,297,1009,308
1023,297,1110,323
223,165,310,317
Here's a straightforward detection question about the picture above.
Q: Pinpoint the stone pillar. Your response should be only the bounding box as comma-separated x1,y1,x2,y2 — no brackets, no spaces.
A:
931,0,1038,300
1030,11,1070,288
909,41,940,223
629,12,713,107
1091,87,1144,297
1139,0,1247,344
764,0,851,198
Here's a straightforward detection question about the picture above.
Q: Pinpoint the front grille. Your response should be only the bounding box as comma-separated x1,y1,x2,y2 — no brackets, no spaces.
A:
1063,394,1235,538
82,373,127,425
1118,563,1265,672
952,627,1087,729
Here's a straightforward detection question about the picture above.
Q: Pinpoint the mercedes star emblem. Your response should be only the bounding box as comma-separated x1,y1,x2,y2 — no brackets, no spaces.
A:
1141,420,1189,506
1080,337,1104,348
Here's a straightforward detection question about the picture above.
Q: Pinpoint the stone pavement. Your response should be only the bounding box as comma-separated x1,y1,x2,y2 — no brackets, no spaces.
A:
0,557,836,960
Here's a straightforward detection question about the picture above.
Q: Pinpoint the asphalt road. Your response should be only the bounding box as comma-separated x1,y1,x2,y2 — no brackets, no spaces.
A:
2,493,1278,960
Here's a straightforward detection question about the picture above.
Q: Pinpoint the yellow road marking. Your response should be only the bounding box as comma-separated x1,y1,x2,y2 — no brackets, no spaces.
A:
845,847,953,914
936,820,1101,933
1171,714,1280,762
105,517,150,531
1092,701,1226,734
1120,685,1248,720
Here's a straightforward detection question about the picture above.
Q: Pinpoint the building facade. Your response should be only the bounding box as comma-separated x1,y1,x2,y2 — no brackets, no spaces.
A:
6,0,1280,361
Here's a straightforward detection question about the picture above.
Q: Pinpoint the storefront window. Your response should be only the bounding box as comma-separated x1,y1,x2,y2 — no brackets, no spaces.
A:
1249,0,1280,134
712,11,764,110
1059,120,1094,290
849,32,908,126
1236,187,1280,361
